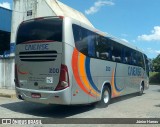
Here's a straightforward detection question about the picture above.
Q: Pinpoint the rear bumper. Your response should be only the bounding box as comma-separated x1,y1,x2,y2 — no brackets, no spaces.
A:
15,87,71,105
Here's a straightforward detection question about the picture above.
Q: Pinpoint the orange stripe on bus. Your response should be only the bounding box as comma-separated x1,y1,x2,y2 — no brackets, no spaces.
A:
111,70,121,97
72,49,95,98
78,53,100,97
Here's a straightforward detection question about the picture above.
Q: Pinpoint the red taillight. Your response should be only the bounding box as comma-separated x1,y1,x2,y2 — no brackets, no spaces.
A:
14,64,20,87
55,64,70,91
59,16,64,19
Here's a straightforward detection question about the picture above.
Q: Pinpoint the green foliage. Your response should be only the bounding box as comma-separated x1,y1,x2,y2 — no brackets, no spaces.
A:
149,72,160,84
152,54,160,72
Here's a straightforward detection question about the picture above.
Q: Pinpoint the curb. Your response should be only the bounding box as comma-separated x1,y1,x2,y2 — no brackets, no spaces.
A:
0,93,17,99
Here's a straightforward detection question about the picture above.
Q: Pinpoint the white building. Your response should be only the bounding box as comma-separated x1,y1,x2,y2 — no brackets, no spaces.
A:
11,0,94,47
1,0,94,89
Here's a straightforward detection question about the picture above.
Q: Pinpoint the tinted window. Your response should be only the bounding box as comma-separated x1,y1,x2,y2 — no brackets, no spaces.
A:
112,41,122,62
16,18,63,44
72,24,145,67
72,24,81,43
124,48,131,64
122,46,127,64
96,36,112,60
137,52,144,68
87,31,96,57
131,50,137,66
80,27,89,55
144,55,149,76
72,24,96,57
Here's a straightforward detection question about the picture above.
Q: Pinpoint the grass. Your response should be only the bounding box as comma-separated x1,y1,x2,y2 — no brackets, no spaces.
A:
149,72,160,85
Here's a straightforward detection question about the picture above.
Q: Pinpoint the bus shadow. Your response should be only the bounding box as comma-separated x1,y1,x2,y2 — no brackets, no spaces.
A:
0,101,95,118
155,104,160,107
95,92,145,108
156,89,160,92
0,93,144,117
110,92,145,104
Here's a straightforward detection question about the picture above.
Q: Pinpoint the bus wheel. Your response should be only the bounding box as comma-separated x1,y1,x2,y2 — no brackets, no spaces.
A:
99,86,111,108
139,83,144,96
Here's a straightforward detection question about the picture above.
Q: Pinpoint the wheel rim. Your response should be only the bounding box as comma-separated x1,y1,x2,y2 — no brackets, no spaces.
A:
103,90,109,103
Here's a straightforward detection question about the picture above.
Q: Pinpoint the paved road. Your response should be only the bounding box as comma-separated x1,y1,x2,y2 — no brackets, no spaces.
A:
0,85,159,127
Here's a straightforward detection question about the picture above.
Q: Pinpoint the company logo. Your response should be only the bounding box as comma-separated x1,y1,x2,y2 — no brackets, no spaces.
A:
128,66,141,76
2,119,11,124
25,44,49,51
17,64,29,75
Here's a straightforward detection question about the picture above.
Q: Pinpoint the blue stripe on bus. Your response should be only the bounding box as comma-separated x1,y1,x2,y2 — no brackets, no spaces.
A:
85,57,101,93
114,64,124,92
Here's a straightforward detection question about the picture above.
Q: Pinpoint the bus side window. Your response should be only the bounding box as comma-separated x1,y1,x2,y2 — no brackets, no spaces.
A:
72,24,82,43
130,52,134,65
87,31,96,57
112,42,122,63
122,47,127,64
132,51,137,66
72,24,90,56
96,35,100,58
123,47,131,64
79,27,89,55
109,45,114,61
96,36,110,60
144,55,149,76
137,52,145,69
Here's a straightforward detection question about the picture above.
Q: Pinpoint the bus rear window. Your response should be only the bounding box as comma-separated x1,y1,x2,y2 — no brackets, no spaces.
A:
16,18,62,44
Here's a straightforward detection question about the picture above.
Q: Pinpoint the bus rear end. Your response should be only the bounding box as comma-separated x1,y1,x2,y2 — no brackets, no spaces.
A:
15,17,71,104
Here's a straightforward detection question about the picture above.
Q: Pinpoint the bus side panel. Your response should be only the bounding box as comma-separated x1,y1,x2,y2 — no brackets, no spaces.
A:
126,65,144,94
64,18,90,105
114,63,125,95
125,65,135,94
64,44,90,105
140,67,149,90
71,77,89,104
70,50,90,104
90,59,126,99
144,76,149,90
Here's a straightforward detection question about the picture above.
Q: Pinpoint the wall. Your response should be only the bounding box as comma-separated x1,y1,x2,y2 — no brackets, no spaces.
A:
0,58,15,89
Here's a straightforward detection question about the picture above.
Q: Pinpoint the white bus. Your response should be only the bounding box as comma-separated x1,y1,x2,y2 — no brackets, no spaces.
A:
15,16,149,107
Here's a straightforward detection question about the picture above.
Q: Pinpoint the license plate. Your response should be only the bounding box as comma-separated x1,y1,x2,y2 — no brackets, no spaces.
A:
31,93,41,98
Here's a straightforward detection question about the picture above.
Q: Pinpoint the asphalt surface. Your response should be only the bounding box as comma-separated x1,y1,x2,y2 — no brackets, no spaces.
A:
0,85,159,127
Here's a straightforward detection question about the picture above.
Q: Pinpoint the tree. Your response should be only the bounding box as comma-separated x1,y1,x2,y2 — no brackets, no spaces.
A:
152,54,160,72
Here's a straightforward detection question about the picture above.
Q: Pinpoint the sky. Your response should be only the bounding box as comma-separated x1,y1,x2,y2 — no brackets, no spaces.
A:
0,0,160,58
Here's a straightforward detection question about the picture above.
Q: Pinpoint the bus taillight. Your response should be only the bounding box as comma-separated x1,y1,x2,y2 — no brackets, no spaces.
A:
59,16,64,19
14,64,20,87
55,64,70,91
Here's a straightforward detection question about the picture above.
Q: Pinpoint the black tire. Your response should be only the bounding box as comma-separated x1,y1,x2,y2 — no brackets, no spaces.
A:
138,83,144,96
99,86,111,108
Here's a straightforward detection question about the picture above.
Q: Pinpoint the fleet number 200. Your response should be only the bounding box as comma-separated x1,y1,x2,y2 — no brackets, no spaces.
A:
49,68,59,73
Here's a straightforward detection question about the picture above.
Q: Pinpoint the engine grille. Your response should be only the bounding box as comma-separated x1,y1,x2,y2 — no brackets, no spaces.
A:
19,51,57,62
